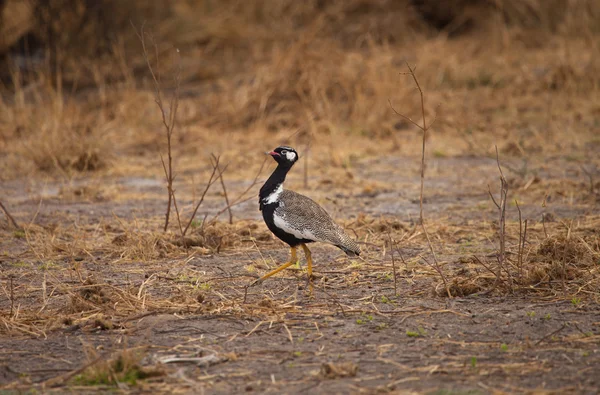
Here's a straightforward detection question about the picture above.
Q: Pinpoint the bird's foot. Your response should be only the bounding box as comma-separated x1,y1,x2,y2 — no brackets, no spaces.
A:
248,277,263,287
304,275,315,298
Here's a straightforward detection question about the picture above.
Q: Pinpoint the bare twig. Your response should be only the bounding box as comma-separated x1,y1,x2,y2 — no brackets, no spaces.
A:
535,324,567,346
207,156,268,225
171,190,184,240
133,23,182,232
0,200,19,229
488,146,511,291
387,232,398,296
212,154,233,224
390,62,449,297
515,199,523,282
9,276,15,318
522,218,528,278
541,192,550,238
580,164,597,195
182,157,226,237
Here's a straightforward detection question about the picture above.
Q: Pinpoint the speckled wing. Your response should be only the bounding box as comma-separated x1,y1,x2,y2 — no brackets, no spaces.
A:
273,190,361,256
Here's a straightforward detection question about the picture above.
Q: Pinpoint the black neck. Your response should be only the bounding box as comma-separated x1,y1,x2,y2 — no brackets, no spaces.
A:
260,164,291,200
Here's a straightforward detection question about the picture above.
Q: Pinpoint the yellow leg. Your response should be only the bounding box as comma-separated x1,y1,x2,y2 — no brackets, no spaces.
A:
250,246,297,286
301,244,313,279
301,244,314,295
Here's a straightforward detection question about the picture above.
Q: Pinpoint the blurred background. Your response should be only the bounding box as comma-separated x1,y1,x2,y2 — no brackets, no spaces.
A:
0,0,599,183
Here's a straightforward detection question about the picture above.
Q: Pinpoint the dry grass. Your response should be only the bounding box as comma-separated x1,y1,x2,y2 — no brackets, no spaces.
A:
1,0,599,182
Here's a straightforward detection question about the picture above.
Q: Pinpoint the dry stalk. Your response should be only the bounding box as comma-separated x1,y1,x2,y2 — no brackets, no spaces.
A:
389,62,449,297
207,156,268,225
0,199,19,229
387,232,398,296
487,146,512,291
182,157,226,237
133,23,182,232
211,154,233,224
9,276,15,318
542,192,549,238
579,164,596,195
515,199,529,283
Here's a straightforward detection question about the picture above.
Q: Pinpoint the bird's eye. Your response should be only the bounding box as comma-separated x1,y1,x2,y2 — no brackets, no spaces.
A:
281,150,287,154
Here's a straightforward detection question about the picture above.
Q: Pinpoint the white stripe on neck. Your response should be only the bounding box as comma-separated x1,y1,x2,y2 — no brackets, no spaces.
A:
263,184,283,204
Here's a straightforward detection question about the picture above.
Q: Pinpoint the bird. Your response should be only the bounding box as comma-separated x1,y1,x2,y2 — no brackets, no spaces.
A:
251,146,360,287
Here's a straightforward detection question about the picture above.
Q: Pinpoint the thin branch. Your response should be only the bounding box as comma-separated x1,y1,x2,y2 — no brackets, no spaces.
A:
133,23,181,232
387,232,398,296
207,156,268,225
171,190,184,239
487,184,501,208
516,199,523,282
211,154,233,224
0,200,19,229
388,99,422,130
580,164,596,194
183,158,227,237
390,62,448,297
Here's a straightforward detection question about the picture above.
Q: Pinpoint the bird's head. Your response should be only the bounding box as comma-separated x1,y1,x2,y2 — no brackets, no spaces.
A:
267,146,299,167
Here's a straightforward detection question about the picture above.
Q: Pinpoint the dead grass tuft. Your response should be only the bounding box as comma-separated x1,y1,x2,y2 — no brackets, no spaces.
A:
111,231,178,262
174,220,274,252
320,361,358,379
447,275,487,297
73,346,163,387
449,223,600,298
528,234,599,283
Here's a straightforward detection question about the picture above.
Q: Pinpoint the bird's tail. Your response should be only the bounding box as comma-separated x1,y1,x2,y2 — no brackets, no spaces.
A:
338,245,360,257
330,225,361,256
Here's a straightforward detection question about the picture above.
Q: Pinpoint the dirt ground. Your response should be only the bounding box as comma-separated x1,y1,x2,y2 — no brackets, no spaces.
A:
1,153,599,394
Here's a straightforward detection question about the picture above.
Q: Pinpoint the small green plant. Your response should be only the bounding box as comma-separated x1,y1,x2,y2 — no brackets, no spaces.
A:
406,326,427,337
376,323,388,330
544,313,551,320
571,297,582,307
190,219,203,229
356,313,373,325
526,311,536,318
433,149,447,158
293,351,302,358
10,261,30,268
41,261,58,271
470,357,477,368
198,282,212,291
73,350,157,387
12,230,26,238
500,343,508,352
380,295,393,304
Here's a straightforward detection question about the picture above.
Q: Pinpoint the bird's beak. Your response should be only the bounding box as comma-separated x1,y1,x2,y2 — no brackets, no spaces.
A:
266,151,280,157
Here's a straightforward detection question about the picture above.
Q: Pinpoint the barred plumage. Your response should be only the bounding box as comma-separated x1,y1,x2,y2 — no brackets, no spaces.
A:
272,190,360,256
252,146,360,288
